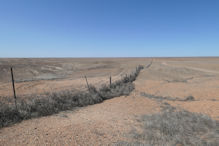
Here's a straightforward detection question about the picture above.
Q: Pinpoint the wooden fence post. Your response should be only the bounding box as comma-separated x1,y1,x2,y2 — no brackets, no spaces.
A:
10,67,17,110
84,76,90,90
109,76,112,87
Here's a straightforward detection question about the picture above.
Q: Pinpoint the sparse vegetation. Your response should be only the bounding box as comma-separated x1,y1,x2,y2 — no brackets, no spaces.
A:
0,65,144,128
115,104,219,146
140,92,195,101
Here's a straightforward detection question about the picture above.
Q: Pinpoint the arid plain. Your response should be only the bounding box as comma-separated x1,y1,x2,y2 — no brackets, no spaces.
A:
0,58,219,145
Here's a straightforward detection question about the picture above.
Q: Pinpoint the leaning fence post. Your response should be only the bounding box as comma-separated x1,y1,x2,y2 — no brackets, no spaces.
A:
84,76,90,90
109,76,112,87
10,67,17,110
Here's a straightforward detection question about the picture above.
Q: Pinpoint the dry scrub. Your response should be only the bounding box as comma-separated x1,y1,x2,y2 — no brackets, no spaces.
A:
115,104,219,146
140,92,195,102
0,65,144,128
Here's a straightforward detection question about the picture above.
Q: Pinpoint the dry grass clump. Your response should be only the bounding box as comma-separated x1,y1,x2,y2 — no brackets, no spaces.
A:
0,65,144,128
141,92,195,102
98,65,143,100
115,105,219,146
0,89,104,127
99,82,134,100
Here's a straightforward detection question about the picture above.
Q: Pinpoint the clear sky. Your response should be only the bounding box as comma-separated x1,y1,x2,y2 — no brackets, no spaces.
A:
0,0,219,57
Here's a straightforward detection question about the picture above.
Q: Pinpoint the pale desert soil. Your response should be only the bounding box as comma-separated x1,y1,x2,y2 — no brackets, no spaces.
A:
138,59,219,120
0,70,160,145
0,58,147,98
0,57,219,145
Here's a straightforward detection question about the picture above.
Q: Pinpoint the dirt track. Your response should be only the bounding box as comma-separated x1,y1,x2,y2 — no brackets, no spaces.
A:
0,58,219,145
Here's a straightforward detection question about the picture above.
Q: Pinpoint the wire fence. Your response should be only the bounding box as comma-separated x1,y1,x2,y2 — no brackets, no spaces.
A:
0,64,135,104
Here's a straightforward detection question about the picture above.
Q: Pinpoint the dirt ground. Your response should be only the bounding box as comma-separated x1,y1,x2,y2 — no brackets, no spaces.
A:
0,58,147,98
0,57,219,145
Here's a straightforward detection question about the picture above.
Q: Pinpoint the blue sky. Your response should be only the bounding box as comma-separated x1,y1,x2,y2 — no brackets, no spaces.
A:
0,0,219,57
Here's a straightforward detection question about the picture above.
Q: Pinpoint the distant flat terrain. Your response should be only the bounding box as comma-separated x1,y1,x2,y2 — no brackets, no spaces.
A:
0,57,219,145
0,58,148,98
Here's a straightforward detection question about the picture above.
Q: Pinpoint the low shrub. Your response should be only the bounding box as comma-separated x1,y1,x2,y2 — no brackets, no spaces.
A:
141,92,196,102
0,65,144,128
134,110,219,146
115,106,219,146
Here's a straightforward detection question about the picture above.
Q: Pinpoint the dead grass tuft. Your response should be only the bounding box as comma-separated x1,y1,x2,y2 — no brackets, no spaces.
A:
141,92,195,102
114,105,219,146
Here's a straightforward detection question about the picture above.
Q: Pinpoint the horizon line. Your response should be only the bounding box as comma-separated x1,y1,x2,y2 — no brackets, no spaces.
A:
0,56,219,59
